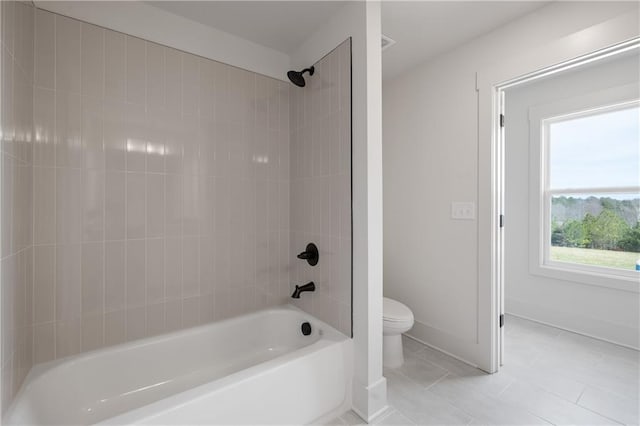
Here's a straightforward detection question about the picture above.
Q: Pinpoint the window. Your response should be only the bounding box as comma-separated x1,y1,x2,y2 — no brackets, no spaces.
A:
545,103,639,271
529,85,640,291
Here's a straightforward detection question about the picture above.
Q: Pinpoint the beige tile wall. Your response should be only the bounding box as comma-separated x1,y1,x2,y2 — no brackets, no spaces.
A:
1,0,35,415
0,6,352,415
30,11,291,365
290,40,352,336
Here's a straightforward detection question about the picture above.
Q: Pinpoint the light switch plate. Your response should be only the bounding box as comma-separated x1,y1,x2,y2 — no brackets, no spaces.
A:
451,202,475,220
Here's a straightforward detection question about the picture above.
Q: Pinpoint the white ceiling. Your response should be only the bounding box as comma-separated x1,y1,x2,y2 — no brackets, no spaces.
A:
146,1,549,80
146,1,347,55
381,1,549,80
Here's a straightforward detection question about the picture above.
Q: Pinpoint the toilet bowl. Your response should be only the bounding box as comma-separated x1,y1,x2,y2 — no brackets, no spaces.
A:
383,297,414,368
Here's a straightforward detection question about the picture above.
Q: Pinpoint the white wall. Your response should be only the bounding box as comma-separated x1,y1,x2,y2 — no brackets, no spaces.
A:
505,52,640,349
383,1,639,370
291,2,386,421
34,1,290,81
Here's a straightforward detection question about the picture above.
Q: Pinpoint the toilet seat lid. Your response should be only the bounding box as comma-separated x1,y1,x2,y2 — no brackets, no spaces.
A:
383,297,413,322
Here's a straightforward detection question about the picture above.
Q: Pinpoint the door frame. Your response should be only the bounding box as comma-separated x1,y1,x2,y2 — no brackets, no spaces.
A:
496,38,640,367
476,12,639,373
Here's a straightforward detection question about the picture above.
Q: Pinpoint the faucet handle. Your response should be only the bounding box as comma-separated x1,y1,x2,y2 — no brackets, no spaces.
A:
297,243,319,266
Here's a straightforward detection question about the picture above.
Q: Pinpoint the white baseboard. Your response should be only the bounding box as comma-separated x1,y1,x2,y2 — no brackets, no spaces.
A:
405,319,483,371
351,376,388,423
506,297,639,350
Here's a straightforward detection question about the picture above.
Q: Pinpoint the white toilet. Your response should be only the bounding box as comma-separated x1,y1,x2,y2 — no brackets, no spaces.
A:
383,297,415,368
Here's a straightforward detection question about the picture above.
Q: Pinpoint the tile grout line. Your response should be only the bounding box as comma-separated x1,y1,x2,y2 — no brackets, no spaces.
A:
100,24,106,349
78,10,83,357
574,384,587,404
123,32,128,343
51,11,57,361
179,50,184,327
160,42,166,333
422,371,451,392
143,35,148,339
29,4,36,373
501,326,634,424
575,400,626,426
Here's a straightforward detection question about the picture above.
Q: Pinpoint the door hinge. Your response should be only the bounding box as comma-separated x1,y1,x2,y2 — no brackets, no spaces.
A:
499,314,505,328
499,214,504,228
499,114,505,128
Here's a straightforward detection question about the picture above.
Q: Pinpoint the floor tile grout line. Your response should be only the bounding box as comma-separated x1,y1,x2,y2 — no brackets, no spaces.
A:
394,323,638,426
388,368,478,425
408,346,468,376
574,397,627,426
520,347,636,422
510,372,588,408
494,376,515,398
574,384,587,405
368,406,397,424
422,371,451,392
585,381,639,406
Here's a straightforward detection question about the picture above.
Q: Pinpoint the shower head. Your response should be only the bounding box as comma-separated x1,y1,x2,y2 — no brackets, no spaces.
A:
287,66,315,87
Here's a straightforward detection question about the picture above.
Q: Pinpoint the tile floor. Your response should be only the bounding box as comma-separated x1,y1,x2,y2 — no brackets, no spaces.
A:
327,315,639,425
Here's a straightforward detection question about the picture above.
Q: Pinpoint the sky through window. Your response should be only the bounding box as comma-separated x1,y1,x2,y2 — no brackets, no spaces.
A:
549,105,639,198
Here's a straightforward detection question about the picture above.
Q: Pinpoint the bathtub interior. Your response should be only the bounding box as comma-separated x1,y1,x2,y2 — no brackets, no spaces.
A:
7,306,346,425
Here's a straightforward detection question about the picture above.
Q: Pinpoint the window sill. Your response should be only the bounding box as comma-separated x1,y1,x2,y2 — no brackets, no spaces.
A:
530,261,640,293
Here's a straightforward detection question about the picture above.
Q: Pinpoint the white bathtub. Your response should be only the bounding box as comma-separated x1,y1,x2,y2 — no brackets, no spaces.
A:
6,305,352,425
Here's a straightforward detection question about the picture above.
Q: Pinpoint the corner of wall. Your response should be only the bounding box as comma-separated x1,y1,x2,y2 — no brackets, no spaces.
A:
290,1,386,420
0,0,36,417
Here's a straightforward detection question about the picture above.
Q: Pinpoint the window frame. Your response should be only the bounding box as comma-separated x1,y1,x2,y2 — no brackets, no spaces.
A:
528,83,640,293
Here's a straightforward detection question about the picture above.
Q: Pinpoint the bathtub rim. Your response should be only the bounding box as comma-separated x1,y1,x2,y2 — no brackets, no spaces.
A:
20,304,343,384
99,333,351,425
6,304,351,424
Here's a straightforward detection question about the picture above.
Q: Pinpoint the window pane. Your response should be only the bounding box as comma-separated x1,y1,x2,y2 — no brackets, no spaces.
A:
550,193,640,271
549,105,639,189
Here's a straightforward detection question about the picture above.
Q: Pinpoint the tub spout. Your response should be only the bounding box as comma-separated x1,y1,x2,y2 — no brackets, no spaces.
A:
291,282,315,299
